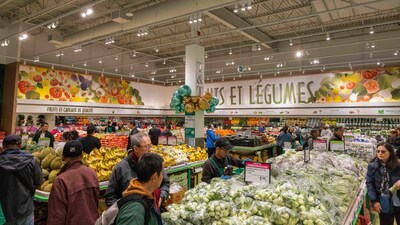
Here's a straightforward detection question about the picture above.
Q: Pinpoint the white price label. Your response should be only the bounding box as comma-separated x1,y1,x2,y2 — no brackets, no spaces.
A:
244,162,271,184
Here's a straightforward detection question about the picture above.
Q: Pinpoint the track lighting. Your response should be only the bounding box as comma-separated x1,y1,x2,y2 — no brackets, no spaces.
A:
133,50,137,57
395,50,399,56
229,49,232,55
74,45,82,52
137,28,149,37
295,51,303,58
377,60,380,65
289,39,293,46
0,39,10,47
115,67,118,72
169,68,177,73
151,70,157,75
349,63,353,70
163,59,166,64
264,56,272,61
276,62,285,68
105,37,115,45
225,59,235,66
115,55,119,60
189,13,202,24
145,62,148,67
55,51,64,57
98,58,102,64
154,47,159,53
310,58,320,64
131,73,135,77
33,56,40,62
81,8,93,18
47,20,59,29
83,61,87,67
19,34,28,40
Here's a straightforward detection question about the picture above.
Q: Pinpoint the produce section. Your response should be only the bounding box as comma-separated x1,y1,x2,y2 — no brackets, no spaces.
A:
162,150,368,225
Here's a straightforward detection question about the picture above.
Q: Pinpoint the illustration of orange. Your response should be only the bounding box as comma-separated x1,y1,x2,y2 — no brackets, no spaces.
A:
364,80,379,94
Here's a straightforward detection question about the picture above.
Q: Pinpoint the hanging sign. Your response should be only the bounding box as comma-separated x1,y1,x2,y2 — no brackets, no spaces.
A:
313,139,327,151
237,65,245,73
330,140,345,152
244,162,271,184
38,138,50,147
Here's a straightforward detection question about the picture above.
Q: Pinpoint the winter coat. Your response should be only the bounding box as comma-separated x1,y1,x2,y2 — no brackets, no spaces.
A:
148,127,162,145
47,159,99,225
116,179,162,225
277,132,293,148
32,130,55,147
104,152,170,207
0,149,42,223
206,129,218,148
202,155,243,183
366,158,400,204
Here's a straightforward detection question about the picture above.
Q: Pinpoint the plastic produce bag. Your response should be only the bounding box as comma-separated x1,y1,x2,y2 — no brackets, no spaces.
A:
244,216,271,225
205,200,233,221
269,206,298,225
249,200,273,217
300,208,335,225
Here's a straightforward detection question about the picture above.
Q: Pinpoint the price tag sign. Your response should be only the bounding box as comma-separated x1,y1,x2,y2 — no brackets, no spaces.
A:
330,140,345,152
21,134,29,144
244,162,271,184
344,135,354,142
304,148,310,163
159,136,167,145
38,138,50,147
168,136,177,146
313,139,327,151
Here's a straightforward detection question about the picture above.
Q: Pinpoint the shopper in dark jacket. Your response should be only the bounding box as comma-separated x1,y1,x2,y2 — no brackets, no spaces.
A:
0,134,43,224
328,126,345,151
161,124,173,137
148,124,162,145
366,142,400,225
115,153,164,225
206,124,218,158
32,122,55,147
202,137,244,183
47,141,99,225
307,129,320,150
127,121,140,151
105,133,170,208
105,121,116,133
79,125,101,154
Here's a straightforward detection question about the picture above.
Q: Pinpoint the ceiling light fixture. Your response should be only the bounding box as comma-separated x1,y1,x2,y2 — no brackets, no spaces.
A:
395,50,399,56
130,64,134,70
222,75,225,82
163,59,166,64
326,33,330,41
369,26,374,34
131,73,135,77
295,51,303,58
233,76,236,81
310,58,320,64
371,42,375,48
225,59,235,66
377,60,381,65
105,37,115,45
257,44,261,51
233,5,239,13
169,68,177,73
289,39,293,46
47,20,59,29
264,56,272,61
205,53,208,58
19,34,28,40
33,56,40,62
55,50,64,57
276,62,285,68
98,58,102,64
115,55,119,60
229,49,232,55
189,13,202,24
154,47,159,53
133,50,137,57
0,39,10,47
151,70,157,75
81,8,93,18
83,61,87,67
349,63,353,70
115,67,118,72
137,28,149,37
51,64,54,69
247,1,252,9
151,77,155,81
74,45,82,52
369,52,373,58
145,62,148,67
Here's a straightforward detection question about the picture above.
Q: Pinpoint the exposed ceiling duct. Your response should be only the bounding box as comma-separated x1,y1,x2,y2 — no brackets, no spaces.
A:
53,0,238,48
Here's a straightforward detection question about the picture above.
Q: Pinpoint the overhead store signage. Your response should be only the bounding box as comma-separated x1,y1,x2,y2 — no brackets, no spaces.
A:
244,161,271,184
46,106,93,113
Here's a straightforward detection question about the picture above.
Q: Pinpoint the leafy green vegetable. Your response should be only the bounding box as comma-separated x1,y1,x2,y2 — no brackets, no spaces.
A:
36,82,43,89
352,84,367,96
377,74,393,90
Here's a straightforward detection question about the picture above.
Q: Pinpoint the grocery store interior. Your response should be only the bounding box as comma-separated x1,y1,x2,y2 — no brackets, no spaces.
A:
0,0,400,224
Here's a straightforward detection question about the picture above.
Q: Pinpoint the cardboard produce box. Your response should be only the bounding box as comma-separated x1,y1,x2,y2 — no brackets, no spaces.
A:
164,187,187,206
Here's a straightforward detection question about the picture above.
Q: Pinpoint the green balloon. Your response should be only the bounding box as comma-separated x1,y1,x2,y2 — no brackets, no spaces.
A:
171,97,181,107
178,85,192,97
210,106,216,112
210,96,219,106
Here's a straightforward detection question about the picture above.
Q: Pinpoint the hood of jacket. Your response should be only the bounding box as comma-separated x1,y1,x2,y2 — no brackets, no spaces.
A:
122,178,154,199
0,149,33,172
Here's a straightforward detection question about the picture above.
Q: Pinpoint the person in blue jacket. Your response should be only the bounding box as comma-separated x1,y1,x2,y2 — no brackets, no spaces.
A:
366,142,400,225
206,124,218,158
277,126,293,148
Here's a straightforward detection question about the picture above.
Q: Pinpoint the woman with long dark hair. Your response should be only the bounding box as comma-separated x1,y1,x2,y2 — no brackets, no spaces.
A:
366,142,400,224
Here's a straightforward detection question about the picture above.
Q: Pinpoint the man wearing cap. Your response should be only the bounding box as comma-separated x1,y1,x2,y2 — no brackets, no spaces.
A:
47,141,99,225
202,137,246,183
127,121,140,151
320,124,333,138
0,134,43,225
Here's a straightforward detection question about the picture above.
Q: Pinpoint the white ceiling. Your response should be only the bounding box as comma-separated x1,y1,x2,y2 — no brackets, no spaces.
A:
0,0,399,85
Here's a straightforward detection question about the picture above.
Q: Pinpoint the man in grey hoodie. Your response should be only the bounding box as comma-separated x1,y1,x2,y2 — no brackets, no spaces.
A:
0,134,43,225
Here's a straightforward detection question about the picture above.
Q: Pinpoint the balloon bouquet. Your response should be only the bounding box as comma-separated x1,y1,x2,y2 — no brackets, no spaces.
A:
170,85,219,114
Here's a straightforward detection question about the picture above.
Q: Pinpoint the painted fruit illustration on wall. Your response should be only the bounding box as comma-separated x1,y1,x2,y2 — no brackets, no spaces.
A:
17,65,144,105
313,67,400,103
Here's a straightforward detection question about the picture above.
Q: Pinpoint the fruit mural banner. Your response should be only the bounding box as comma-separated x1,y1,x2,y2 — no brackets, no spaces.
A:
17,65,144,105
204,68,400,107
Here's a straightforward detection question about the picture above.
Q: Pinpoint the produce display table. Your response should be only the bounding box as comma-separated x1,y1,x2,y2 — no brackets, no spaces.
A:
231,143,278,156
341,182,367,225
33,161,206,202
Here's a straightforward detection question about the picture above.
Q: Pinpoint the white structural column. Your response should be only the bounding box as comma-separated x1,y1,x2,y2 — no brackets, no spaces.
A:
184,44,205,147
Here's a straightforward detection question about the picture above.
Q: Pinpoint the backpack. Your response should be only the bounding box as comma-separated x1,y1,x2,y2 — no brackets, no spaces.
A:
95,194,151,225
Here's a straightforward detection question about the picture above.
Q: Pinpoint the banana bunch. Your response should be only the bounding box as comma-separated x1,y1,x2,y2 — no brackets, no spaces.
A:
175,145,207,162
82,147,127,181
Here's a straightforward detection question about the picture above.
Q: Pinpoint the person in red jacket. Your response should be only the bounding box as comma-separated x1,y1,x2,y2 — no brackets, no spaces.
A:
47,141,99,225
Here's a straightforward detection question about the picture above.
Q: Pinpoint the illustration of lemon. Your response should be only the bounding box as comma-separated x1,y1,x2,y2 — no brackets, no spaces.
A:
69,86,79,95
326,96,333,102
332,88,339,95
333,95,342,102
348,72,362,83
